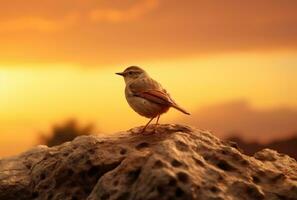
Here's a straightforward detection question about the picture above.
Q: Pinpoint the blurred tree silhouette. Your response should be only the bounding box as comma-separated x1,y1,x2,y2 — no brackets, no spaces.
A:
40,119,95,147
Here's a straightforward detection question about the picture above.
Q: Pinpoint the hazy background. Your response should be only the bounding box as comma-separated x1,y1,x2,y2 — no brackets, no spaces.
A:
1,0,297,157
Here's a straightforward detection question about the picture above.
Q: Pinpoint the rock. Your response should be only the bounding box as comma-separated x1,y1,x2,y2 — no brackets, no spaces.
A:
0,124,296,200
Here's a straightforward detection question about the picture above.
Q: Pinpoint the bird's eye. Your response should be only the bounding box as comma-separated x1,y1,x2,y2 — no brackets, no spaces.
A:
129,71,133,75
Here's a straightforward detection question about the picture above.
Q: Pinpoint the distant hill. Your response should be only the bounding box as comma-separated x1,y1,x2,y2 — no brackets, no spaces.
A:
180,100,297,142
227,134,297,160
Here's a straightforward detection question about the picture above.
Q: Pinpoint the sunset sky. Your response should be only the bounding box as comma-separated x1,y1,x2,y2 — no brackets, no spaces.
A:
1,0,297,157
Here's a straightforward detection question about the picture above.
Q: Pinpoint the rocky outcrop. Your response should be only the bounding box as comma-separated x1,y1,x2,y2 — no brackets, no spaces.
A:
0,124,296,200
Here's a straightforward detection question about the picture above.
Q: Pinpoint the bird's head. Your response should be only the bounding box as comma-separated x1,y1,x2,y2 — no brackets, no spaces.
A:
116,66,147,83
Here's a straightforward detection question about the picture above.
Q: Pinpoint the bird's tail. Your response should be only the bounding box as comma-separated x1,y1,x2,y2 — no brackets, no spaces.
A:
171,104,190,115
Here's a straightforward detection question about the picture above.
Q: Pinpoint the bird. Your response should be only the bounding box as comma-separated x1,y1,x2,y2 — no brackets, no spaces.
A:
116,66,190,133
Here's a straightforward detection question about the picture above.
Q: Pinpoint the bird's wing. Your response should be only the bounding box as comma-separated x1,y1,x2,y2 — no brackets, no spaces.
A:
135,89,173,106
129,77,190,115
129,77,173,106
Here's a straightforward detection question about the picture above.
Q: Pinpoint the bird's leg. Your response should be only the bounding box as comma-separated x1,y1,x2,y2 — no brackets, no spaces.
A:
141,117,155,133
154,115,161,131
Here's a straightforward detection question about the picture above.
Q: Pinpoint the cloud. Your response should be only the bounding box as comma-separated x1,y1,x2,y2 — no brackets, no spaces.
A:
179,100,297,142
0,0,296,65
0,0,160,37
0,0,160,30
89,0,159,23
0,14,78,32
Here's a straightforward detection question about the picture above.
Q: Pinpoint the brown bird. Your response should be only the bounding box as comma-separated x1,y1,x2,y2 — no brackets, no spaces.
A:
116,66,190,133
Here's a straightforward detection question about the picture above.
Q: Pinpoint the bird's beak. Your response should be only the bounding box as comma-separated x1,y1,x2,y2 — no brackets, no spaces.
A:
116,72,124,76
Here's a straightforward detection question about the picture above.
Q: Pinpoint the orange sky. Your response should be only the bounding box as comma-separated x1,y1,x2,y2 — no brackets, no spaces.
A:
1,0,297,157
1,0,297,65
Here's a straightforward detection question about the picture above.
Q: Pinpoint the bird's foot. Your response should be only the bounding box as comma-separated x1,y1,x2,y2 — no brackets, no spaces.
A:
140,124,160,135
153,123,159,133
140,125,155,135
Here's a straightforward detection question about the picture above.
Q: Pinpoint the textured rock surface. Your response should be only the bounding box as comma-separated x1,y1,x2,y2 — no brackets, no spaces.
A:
0,124,297,200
